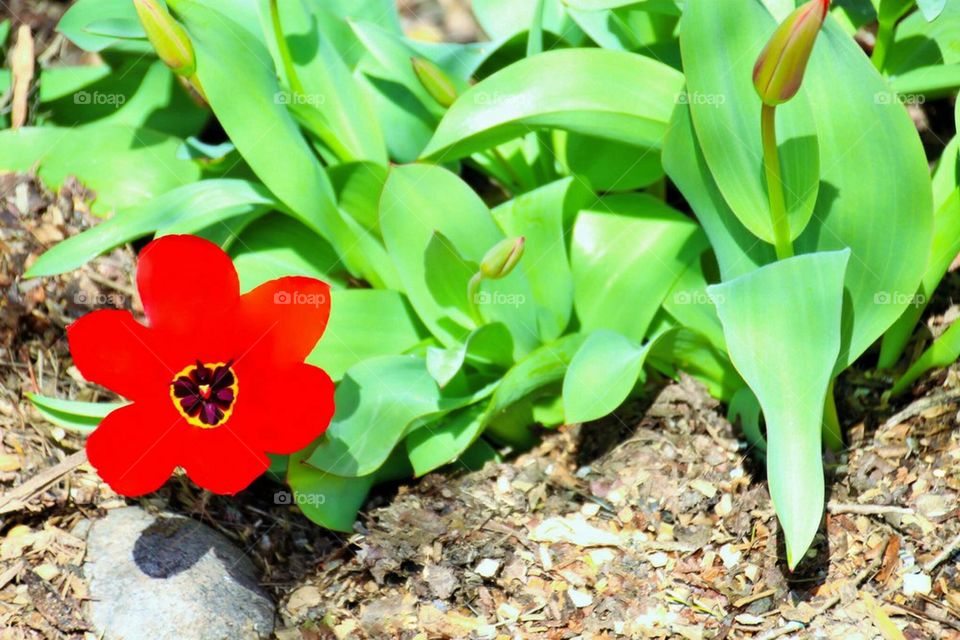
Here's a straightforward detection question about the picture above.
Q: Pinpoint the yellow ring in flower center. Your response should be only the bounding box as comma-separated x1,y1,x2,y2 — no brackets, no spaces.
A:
169,361,239,429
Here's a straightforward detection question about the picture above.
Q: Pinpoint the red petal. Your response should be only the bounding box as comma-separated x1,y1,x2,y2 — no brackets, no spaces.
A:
231,362,335,454
137,235,240,337
235,277,331,368
68,310,175,400
178,425,270,495
86,400,181,496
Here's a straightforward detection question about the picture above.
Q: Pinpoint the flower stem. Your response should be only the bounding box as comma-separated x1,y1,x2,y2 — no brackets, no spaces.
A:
761,103,794,261
467,271,484,325
872,20,894,71
822,378,844,453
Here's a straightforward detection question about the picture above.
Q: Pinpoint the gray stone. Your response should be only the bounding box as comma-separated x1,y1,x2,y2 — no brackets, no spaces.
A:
83,506,275,640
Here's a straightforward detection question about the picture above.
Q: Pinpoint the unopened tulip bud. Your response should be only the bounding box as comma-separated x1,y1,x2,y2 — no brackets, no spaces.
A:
753,0,830,106
134,0,196,77
480,237,525,280
411,57,458,108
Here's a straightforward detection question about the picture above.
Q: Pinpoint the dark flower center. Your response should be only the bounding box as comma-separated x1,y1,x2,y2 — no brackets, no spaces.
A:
169,360,238,428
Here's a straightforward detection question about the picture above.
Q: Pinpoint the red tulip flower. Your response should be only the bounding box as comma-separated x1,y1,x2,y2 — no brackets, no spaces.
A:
67,235,335,496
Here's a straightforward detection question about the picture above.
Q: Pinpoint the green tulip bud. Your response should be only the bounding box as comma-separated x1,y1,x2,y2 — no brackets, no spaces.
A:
411,57,458,108
480,237,525,280
752,0,830,106
134,0,196,77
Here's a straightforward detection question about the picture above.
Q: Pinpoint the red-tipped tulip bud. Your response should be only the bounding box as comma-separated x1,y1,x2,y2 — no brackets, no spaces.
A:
480,237,525,280
753,0,830,106
411,57,458,108
134,0,196,77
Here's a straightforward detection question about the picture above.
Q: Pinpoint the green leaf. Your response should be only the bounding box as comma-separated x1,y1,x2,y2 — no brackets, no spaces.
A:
557,132,665,192
25,180,276,279
680,0,821,244
266,0,387,163
380,164,538,354
57,0,152,52
493,177,591,341
483,333,586,445
563,330,654,424
917,0,948,21
879,190,960,367
0,125,200,216
421,48,684,161
661,255,727,352
728,386,766,452
406,403,487,477
27,393,125,434
426,323,514,387
891,314,960,396
571,194,708,342
667,6,935,371
473,0,584,40
307,290,427,382
886,0,960,95
306,356,490,477
229,213,344,292
170,0,339,239
709,249,850,569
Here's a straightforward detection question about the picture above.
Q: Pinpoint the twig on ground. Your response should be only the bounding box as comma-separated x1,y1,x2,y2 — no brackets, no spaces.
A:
0,450,88,514
756,621,804,640
923,532,960,573
883,391,960,430
827,502,913,516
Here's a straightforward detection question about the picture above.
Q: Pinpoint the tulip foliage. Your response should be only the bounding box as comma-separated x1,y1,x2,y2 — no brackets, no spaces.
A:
16,0,959,567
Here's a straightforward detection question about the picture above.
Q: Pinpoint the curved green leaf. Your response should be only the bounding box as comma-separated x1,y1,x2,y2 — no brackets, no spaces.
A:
308,290,427,382
571,194,708,342
421,48,684,161
170,0,339,238
406,403,487,477
26,179,274,278
0,125,200,217
709,249,850,569
27,393,125,434
563,330,654,424
680,0,820,244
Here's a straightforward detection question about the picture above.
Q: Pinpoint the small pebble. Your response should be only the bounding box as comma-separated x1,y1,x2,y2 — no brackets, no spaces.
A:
568,587,593,608
648,552,669,568
902,573,931,596
475,558,501,578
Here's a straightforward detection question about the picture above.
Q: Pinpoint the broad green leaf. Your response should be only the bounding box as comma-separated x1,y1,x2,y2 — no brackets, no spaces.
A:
886,1,960,95
330,161,389,237
421,48,684,161
709,249,850,569
483,333,586,444
230,213,344,292
571,194,708,342
493,177,591,341
473,0,584,40
380,164,539,354
57,0,152,52
680,0,820,244
287,442,410,532
563,0,680,12
667,6,935,371
265,0,387,163
41,58,207,137
0,125,200,216
932,136,959,210
308,290,427,381
170,0,339,239
426,323,514,387
406,403,487,477
557,132,665,191
663,102,776,280
798,17,933,370
424,232,477,325
26,180,276,279
27,393,125,434
306,356,491,477
646,322,744,402
917,0,948,20
662,255,727,352
879,190,960,367
563,330,654,423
